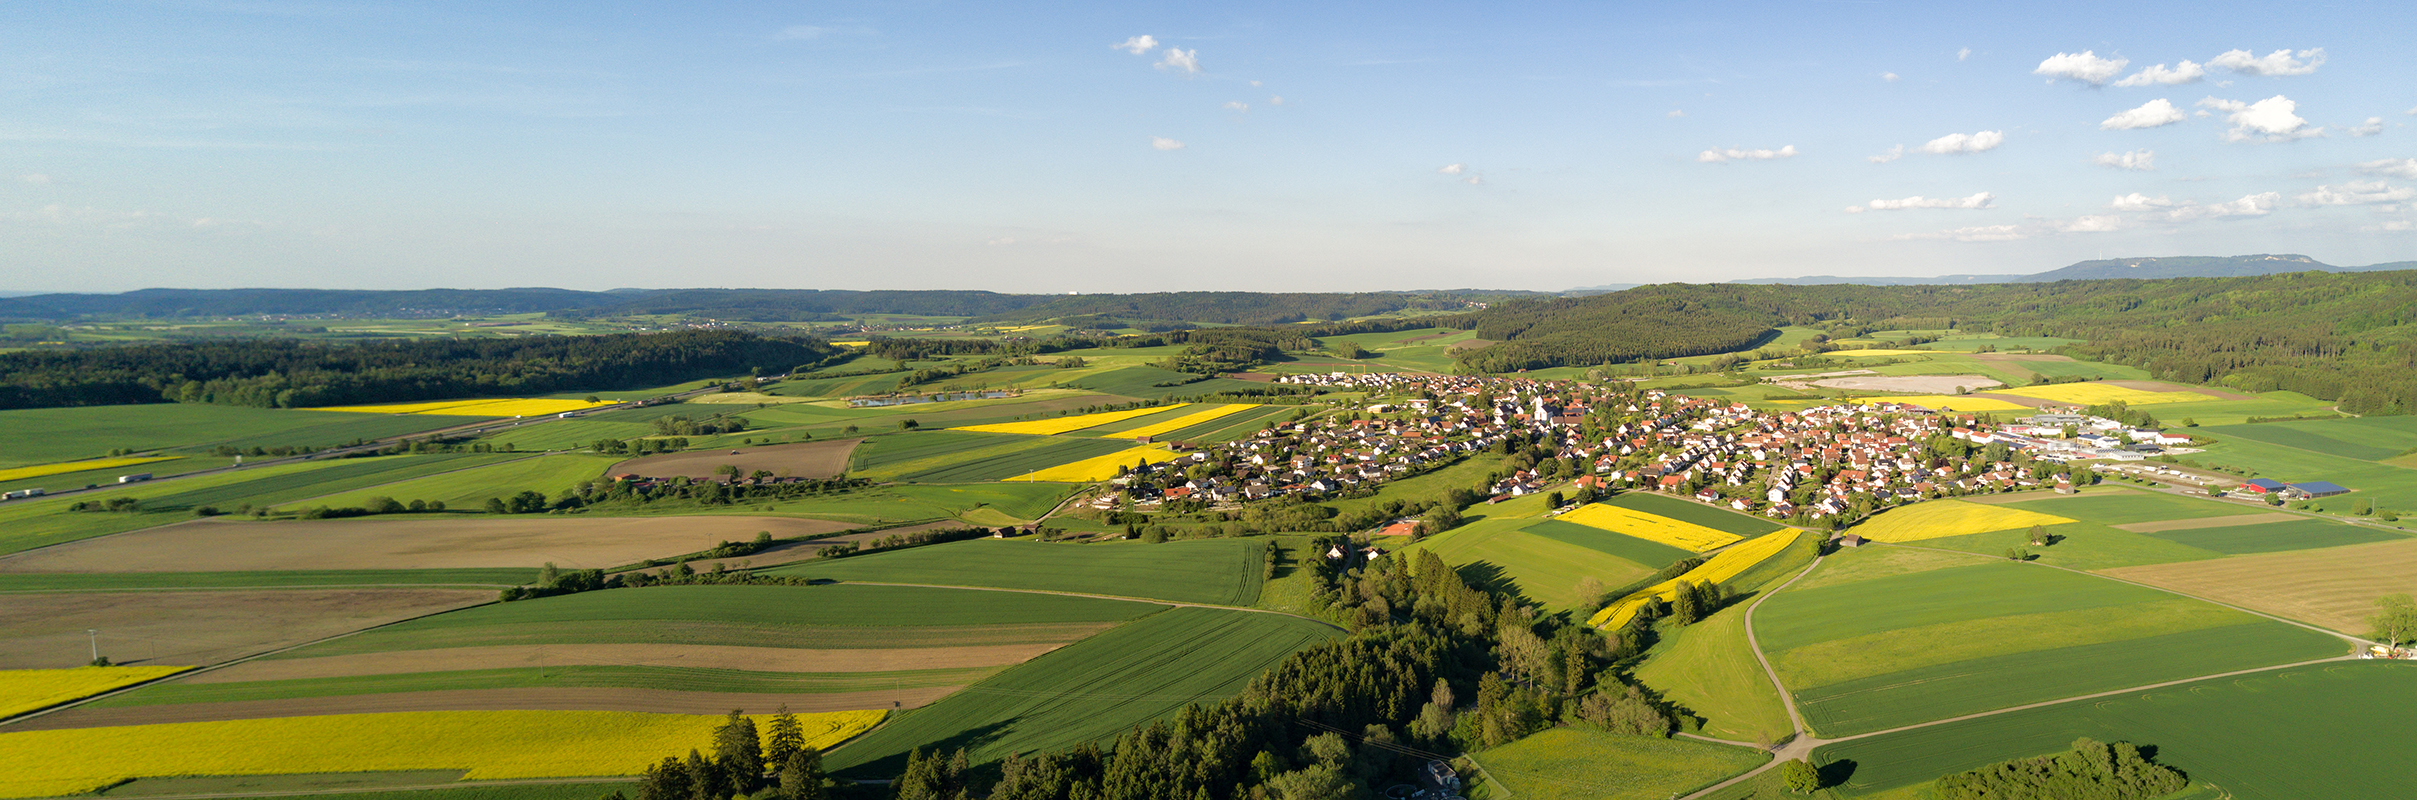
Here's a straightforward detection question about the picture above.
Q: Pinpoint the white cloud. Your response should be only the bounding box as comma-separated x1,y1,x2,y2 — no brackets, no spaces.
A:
2376,220,2414,232
1881,72,1900,82
1463,175,1483,186
1112,35,1158,55
1438,164,1465,175
2209,48,2324,76
2359,158,2417,180
2199,95,2323,142
1249,80,1262,87
2349,117,2385,137
2095,150,2156,171
1957,47,1972,62
2298,180,2415,206
1920,130,2004,154
1849,192,1996,213
2102,99,2188,130
1268,95,1285,106
2113,61,2204,87
2202,191,2280,217
1666,109,1686,118
1222,101,1248,112
1867,145,1905,164
1697,145,1798,163
2058,215,2126,232
19,174,51,185
2110,193,2179,211
1944,224,2028,242
2035,51,2128,85
1157,48,1200,75
1150,137,1185,151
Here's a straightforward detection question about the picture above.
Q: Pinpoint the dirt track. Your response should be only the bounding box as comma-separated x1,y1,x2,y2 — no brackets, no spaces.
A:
9,687,955,730
0,516,856,573
607,439,862,480
0,589,490,670
193,643,1065,684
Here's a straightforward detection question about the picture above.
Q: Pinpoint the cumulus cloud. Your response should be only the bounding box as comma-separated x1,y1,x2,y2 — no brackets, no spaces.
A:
1957,47,1971,62
2095,150,2156,170
2113,61,2204,87
1157,48,1199,74
1112,35,1158,55
1847,192,1996,213
1867,145,1905,164
2209,48,2324,76
2199,95,2323,142
2057,215,2126,232
1920,130,2004,154
1223,101,1248,112
1150,136,1185,151
2349,117,2385,137
2298,180,2415,205
2035,51,2128,85
2099,192,2281,223
1438,164,1465,175
2110,193,2179,211
1941,224,2028,242
2102,99,2188,130
1268,95,1285,106
1881,72,1899,82
1667,109,1686,118
1462,175,1483,186
2200,192,2281,217
20,174,51,185
2359,158,2417,180
1697,145,1798,163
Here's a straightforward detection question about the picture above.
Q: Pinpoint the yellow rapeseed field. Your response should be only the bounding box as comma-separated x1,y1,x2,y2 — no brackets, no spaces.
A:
1011,445,1184,482
1557,504,1744,552
0,666,191,719
956,404,1189,436
1850,499,2076,543
1589,531,1802,629
1992,383,2211,406
1848,395,2032,413
0,709,883,799
1113,404,1260,440
308,398,616,417
0,456,182,483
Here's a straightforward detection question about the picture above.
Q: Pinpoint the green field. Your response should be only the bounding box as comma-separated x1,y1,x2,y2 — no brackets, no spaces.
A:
1182,405,1296,443
1759,560,2347,736
2132,517,2404,555
0,569,536,592
1320,454,1510,519
279,454,618,511
824,607,1338,775
1522,519,1695,568
709,481,1073,525
1632,604,1793,744
899,439,1135,483
0,455,239,496
1466,727,1765,800
1602,491,1783,537
2190,432,2417,512
0,455,509,555
1815,661,2417,798
1410,518,1659,610
0,404,484,469
851,430,1039,472
2200,416,2417,462
93,664,998,708
1906,521,2224,571
1997,490,2249,525
1066,366,1269,400
286,584,1164,657
474,419,659,452
768,538,1266,606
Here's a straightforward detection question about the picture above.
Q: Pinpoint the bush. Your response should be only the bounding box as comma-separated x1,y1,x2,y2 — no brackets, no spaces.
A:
1933,738,2184,800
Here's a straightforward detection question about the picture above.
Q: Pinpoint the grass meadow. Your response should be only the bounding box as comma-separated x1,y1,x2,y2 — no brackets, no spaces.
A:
281,454,618,512
1600,492,1786,537
769,538,1267,606
0,454,522,555
1521,519,1695,568
1632,603,1793,744
0,404,479,469
1465,727,1764,800
1408,518,1659,611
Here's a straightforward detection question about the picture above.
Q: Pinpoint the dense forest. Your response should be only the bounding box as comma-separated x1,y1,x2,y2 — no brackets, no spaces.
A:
0,330,841,410
1440,289,1782,372
962,292,1518,326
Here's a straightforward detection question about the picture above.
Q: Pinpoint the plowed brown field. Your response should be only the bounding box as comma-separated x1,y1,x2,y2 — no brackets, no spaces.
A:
0,589,490,670
0,516,856,573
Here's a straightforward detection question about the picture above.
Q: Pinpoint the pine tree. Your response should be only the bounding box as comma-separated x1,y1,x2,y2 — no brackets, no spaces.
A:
776,747,826,800
686,749,727,800
764,706,805,771
712,710,763,792
636,757,691,800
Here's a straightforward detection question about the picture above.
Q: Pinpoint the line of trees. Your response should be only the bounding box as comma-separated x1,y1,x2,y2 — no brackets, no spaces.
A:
1932,737,2186,799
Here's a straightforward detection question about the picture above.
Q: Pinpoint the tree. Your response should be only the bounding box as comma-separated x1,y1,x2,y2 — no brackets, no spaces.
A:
685,750,726,800
2005,547,2031,561
1671,580,1703,624
636,756,692,800
1782,758,1822,794
2373,594,2417,654
711,710,762,792
2026,524,2048,546
1576,684,1671,737
484,496,508,514
775,747,825,800
2353,498,2372,516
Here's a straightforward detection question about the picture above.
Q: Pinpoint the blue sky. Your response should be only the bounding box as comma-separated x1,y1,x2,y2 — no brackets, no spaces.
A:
5,0,2414,293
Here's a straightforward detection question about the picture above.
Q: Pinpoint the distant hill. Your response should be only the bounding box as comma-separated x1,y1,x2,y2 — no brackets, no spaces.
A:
1727,254,2416,286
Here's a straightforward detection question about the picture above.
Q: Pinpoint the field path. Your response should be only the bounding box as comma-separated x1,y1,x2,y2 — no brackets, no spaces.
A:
833,580,1347,633
1677,553,1826,798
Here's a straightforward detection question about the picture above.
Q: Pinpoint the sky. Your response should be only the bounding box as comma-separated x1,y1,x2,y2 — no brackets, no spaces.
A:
5,0,2415,294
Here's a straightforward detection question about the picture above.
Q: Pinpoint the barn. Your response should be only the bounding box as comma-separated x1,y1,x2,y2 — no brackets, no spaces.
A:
2289,481,2351,498
2240,478,2288,494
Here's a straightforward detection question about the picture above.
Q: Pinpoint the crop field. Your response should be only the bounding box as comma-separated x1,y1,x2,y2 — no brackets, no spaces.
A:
1108,403,1260,439
1757,560,2346,736
1997,489,2247,526
743,482,1074,525
825,607,1338,775
0,588,494,670
1466,727,1763,800
0,708,884,799
0,570,537,592
1409,519,1658,610
1600,492,1785,537
2199,415,2417,462
1849,499,2075,543
764,371,911,399
283,454,619,511
850,430,1032,471
1012,444,1181,482
2188,433,2417,512
1847,394,2032,413
955,404,1186,436
1,666,191,718
2128,517,2401,555
291,585,1161,658
1631,604,1791,744
1182,404,1296,442
94,775,635,800
192,642,1057,687
605,439,858,480
1559,503,1744,551
770,538,1266,606
0,456,182,483
1589,532,1802,629
475,419,658,452
308,398,617,417
873,437,1132,483
86,663,1001,710
1886,520,2224,571
136,454,515,513
1991,382,2212,406
0,405,472,469
1815,661,2417,798
0,514,854,573
2101,538,2417,633
1521,519,1694,568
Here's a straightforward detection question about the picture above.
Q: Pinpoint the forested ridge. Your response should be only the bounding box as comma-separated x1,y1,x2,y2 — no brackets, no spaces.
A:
0,330,840,410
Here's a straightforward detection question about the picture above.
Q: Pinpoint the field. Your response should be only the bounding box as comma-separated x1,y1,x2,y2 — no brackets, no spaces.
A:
0,404,481,470
1847,395,2032,413
0,514,856,573
0,708,883,799
824,607,1338,775
2126,516,2402,555
1521,519,1695,569
2188,431,2417,512
0,666,190,718
1408,518,1661,610
1755,559,2347,737
1589,532,1802,629
1110,403,1260,440
1014,444,1182,482
889,438,1135,483
2198,415,2417,463
1600,492,1786,537
2100,538,2417,633
0,455,528,556
740,482,1075,525
768,538,1266,606
0,588,494,670
1632,603,1792,744
1465,727,1764,800
0,570,536,592
1558,503,1744,551
1814,661,2417,798
308,398,617,417
1990,382,2212,406
1848,499,2075,543
955,404,1185,436
605,439,859,480
92,777,633,800
278,454,620,512
0,456,182,483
